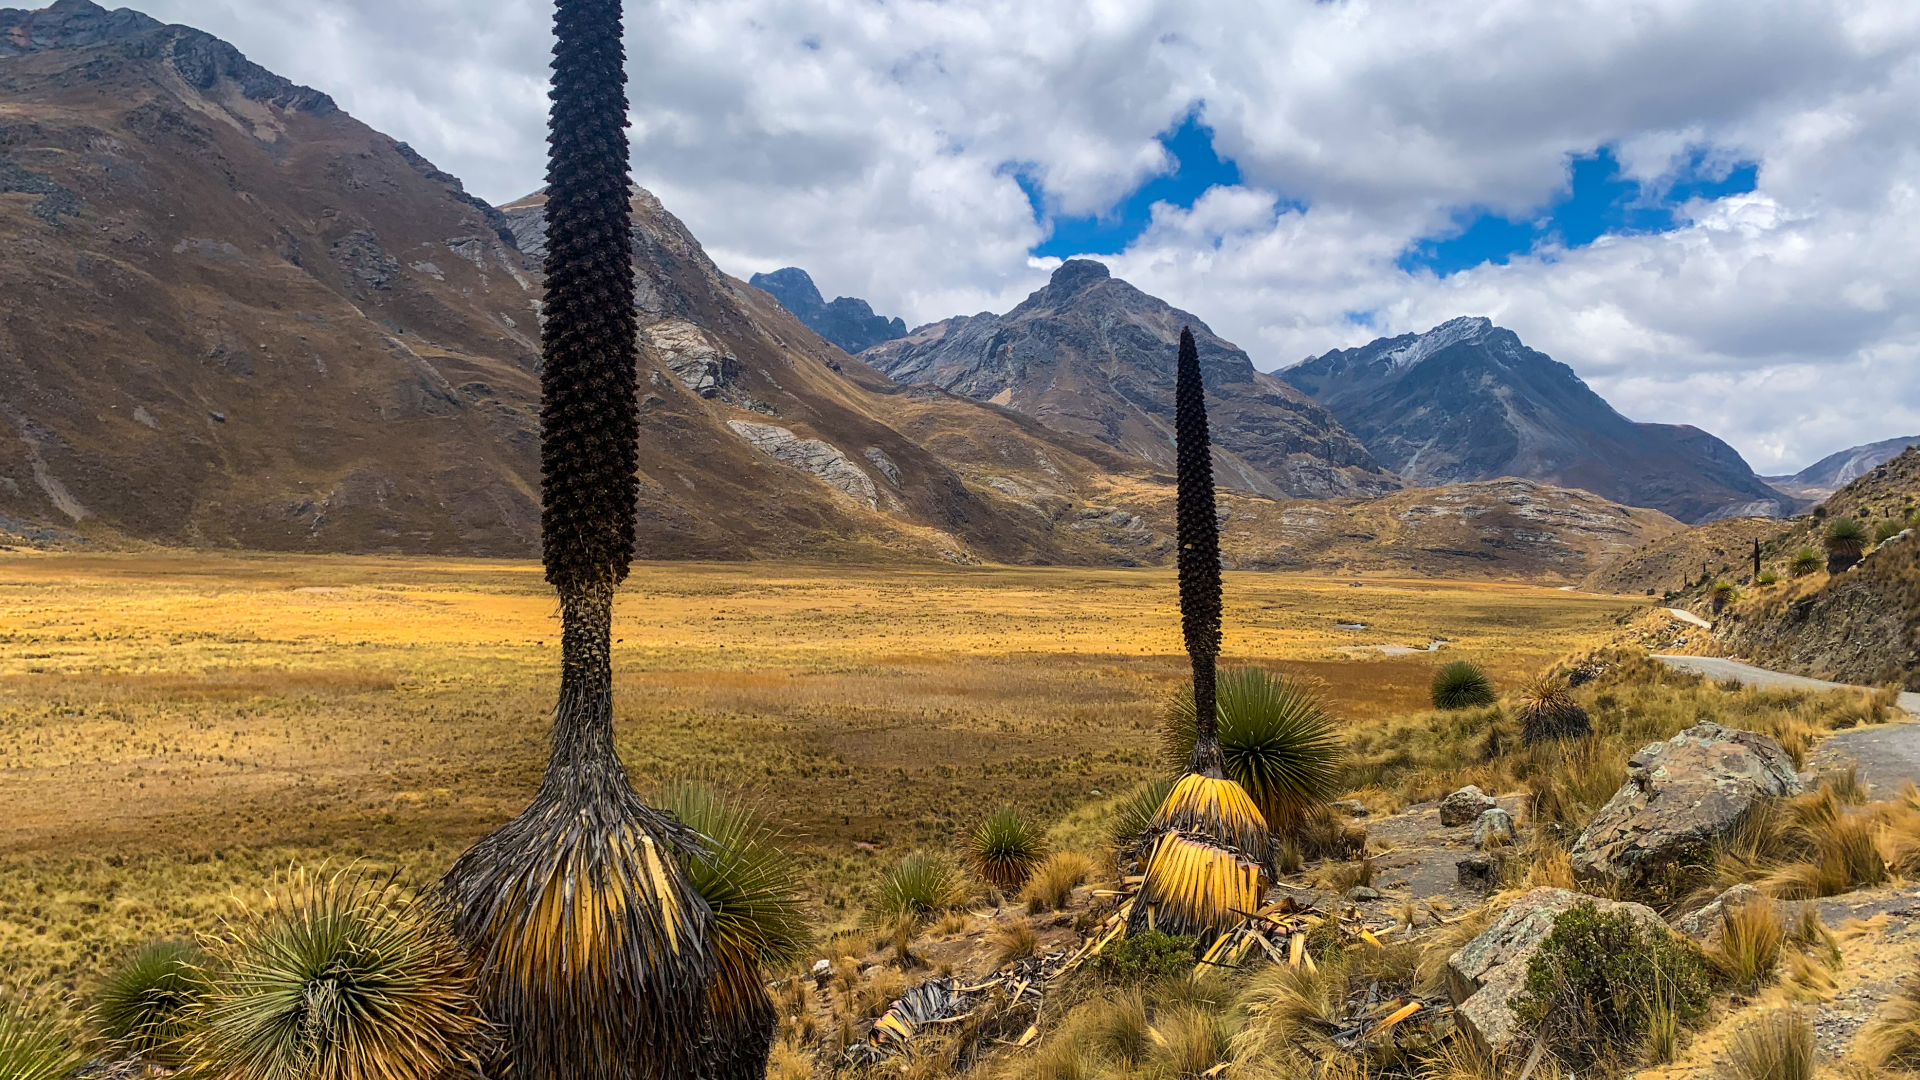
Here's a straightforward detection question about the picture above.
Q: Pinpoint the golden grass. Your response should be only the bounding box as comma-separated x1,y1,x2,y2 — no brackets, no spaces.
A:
0,551,1641,991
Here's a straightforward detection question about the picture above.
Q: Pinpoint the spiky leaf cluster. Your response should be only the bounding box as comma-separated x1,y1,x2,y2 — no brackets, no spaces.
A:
1163,667,1343,831
660,782,808,1080
1790,548,1822,577
1431,660,1496,710
1824,517,1867,571
93,940,209,1066
0,999,82,1080
538,0,642,591
964,806,1048,890
193,871,484,1080
1111,777,1175,854
872,854,966,923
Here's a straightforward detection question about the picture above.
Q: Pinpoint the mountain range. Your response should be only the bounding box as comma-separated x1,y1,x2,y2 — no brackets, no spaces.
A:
861,260,1399,500
1277,318,1795,524
0,0,1772,579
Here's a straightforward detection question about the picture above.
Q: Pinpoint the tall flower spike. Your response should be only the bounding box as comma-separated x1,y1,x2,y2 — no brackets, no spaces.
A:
442,3,715,1078
1129,327,1270,938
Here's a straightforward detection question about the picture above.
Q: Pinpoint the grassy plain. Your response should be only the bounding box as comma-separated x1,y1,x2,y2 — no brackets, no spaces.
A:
0,552,1641,993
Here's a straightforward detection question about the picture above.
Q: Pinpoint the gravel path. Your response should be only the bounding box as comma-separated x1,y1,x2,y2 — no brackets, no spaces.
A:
1654,653,1920,795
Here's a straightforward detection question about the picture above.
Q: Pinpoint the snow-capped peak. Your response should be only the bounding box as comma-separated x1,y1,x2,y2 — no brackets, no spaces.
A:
1381,316,1493,371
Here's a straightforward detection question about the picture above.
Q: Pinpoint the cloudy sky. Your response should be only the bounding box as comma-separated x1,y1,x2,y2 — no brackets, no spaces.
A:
123,0,1920,473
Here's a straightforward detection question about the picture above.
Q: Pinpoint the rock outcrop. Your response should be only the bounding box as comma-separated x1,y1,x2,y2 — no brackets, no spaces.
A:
1569,723,1803,893
862,260,1400,500
749,267,906,355
1280,317,1795,524
728,421,880,510
1446,888,1672,1052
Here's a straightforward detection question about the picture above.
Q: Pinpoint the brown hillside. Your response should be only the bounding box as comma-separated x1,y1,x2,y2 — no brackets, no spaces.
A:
1579,516,1784,596
1715,537,1920,689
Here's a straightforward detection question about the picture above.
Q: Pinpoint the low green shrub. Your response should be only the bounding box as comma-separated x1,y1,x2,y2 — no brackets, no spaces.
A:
1511,902,1712,1070
1089,930,1196,983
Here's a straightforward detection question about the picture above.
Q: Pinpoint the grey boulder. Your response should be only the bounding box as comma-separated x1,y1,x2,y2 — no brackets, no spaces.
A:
1440,785,1497,827
1569,722,1802,893
1473,807,1517,849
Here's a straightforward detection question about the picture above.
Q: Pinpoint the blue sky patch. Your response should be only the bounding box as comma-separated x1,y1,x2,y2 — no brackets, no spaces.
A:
1019,113,1241,258
1399,147,1758,276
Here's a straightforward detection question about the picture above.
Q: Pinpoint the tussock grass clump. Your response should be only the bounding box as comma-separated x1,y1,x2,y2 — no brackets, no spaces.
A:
1021,851,1094,914
966,806,1048,891
1081,990,1153,1066
1863,971,1920,1070
1511,902,1712,1070
0,999,83,1080
1152,1005,1231,1079
873,854,967,923
1709,898,1785,993
1516,673,1592,747
1163,667,1344,832
93,940,210,1066
990,921,1038,966
1431,661,1496,710
1725,1008,1815,1080
193,871,484,1080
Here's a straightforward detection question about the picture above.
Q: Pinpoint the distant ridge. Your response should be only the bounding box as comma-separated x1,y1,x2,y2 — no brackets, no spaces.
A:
748,267,906,355
1280,318,1795,524
1764,435,1920,500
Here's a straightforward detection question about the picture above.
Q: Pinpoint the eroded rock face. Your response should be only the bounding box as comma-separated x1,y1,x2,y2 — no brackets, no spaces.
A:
728,421,878,510
1446,887,1670,1052
1440,785,1497,827
1670,883,1766,942
1569,722,1802,893
643,319,740,399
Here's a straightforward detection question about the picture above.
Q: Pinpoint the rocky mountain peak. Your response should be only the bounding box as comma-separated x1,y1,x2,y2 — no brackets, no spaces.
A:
860,264,1397,500
747,266,905,355
1,0,338,114
1041,258,1112,299
1281,319,1791,523
1381,315,1495,370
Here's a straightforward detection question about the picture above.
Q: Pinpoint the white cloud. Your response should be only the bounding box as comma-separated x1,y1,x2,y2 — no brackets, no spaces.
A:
113,0,1920,472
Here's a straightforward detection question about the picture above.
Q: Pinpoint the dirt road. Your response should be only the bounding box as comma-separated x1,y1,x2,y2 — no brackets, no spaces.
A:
1654,654,1920,795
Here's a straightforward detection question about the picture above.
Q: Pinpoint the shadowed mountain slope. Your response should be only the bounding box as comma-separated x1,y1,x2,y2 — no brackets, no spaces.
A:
861,260,1400,501
1279,317,1793,524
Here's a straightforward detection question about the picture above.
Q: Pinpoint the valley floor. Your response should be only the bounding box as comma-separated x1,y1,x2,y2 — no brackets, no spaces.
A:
0,552,1637,991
